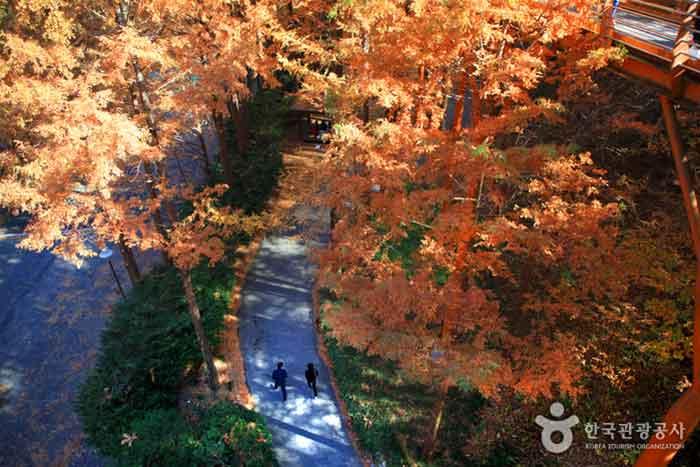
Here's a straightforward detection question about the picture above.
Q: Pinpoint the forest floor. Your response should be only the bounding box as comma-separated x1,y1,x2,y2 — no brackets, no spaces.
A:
236,143,363,467
0,234,157,467
0,136,212,467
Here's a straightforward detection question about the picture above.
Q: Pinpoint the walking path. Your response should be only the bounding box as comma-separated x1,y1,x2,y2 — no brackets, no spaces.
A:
238,198,361,466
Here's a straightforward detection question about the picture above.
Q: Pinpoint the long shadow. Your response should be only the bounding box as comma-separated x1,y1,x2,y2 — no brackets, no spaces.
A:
265,416,353,452
245,270,312,289
0,243,55,339
243,282,312,303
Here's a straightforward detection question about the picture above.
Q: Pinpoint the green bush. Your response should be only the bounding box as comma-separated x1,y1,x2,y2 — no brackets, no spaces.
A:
220,88,289,214
77,260,279,466
118,409,195,467
373,223,427,276
76,261,234,458
114,403,278,467
193,402,278,467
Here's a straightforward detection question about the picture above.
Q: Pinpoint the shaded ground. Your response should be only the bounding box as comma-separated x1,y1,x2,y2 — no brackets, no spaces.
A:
0,132,212,466
0,233,157,466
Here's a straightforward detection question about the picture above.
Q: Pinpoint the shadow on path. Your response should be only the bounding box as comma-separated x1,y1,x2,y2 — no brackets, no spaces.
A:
238,231,361,467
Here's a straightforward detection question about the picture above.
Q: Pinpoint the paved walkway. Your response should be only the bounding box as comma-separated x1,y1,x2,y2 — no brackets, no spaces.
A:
238,216,362,466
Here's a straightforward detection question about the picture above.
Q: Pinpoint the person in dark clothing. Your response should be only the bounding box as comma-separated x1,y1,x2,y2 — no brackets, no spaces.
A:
305,363,319,397
271,361,288,401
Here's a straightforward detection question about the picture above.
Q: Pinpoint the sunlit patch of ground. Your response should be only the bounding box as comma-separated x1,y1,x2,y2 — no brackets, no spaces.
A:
0,370,20,412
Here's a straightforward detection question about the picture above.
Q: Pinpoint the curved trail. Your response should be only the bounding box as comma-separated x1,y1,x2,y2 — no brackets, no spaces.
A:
238,201,362,467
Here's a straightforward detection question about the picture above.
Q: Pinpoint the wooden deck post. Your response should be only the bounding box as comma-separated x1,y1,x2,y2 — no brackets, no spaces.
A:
599,1,613,43
660,95,700,258
670,0,695,98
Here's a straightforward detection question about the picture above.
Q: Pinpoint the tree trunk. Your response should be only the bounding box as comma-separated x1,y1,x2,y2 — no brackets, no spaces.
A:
226,95,249,155
115,6,170,262
180,269,219,392
118,234,140,285
362,100,371,124
131,59,160,146
212,111,236,188
194,128,212,180
127,83,139,114
451,71,468,132
424,377,450,460
246,68,260,97
425,299,455,460
129,56,179,245
117,0,131,26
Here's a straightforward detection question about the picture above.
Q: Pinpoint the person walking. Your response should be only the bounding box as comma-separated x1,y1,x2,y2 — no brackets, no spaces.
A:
272,361,288,401
305,363,319,397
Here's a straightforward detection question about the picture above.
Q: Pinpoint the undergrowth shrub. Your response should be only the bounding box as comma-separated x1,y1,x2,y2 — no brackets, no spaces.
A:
115,403,277,467
220,88,289,214
76,261,265,464
118,409,194,466
193,402,277,467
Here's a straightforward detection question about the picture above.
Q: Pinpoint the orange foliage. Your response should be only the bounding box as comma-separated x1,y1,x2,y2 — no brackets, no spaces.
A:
305,0,636,402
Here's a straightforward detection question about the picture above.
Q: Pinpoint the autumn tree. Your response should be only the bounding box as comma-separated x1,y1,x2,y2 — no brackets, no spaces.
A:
292,0,636,454
0,0,157,265
167,185,263,390
0,0,282,391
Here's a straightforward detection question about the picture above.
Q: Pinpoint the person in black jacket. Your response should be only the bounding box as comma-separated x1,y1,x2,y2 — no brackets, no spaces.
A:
271,361,288,401
305,363,319,397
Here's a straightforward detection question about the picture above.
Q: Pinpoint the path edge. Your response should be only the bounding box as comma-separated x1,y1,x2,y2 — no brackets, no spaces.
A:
311,278,373,467
219,152,290,407
221,232,265,407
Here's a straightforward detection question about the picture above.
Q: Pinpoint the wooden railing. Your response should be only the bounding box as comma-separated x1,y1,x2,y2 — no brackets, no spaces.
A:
592,0,700,101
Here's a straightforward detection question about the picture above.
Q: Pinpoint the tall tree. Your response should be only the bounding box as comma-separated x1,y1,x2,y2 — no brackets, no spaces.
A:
0,0,276,388
302,0,631,451
167,185,263,391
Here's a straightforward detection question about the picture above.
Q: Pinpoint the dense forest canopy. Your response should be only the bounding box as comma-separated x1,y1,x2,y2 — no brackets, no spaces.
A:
1,0,699,465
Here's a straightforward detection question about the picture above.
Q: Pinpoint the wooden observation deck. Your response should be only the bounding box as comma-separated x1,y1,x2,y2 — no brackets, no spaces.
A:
596,0,700,103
